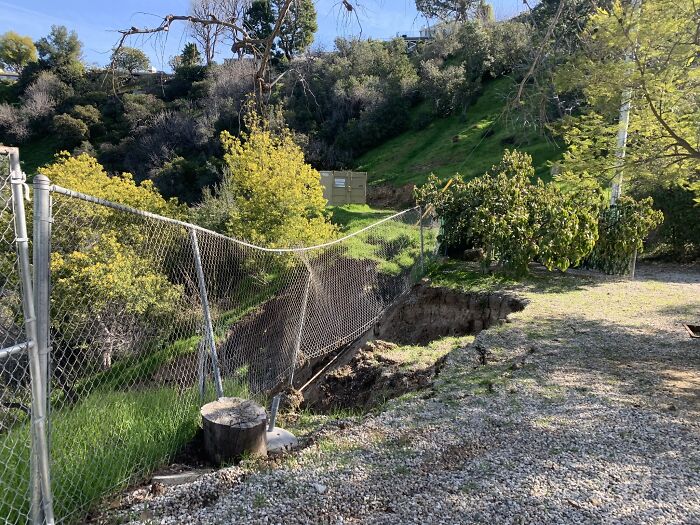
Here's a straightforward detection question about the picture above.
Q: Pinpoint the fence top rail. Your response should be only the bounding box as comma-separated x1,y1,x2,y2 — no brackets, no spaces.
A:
49,183,420,253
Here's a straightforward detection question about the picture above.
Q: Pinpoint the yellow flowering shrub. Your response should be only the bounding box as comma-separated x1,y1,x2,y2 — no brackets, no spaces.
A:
197,122,337,248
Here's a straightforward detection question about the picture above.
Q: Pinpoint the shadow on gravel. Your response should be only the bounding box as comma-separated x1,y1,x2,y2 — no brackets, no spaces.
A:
521,314,700,412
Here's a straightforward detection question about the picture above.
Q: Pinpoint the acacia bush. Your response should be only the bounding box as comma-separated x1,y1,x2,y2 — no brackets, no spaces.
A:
38,153,187,376
584,196,664,274
417,150,602,275
196,115,336,248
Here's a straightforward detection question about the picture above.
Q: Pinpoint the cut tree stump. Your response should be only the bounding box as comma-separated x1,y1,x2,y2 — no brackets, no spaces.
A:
201,397,267,465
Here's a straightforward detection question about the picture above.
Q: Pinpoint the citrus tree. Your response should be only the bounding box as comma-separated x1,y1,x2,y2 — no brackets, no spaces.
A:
418,150,602,275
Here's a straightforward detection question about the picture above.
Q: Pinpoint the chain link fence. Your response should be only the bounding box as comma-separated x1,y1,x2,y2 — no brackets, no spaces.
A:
0,157,438,524
0,153,33,524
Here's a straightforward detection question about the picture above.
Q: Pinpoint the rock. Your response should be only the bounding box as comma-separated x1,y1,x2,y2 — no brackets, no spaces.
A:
312,483,327,494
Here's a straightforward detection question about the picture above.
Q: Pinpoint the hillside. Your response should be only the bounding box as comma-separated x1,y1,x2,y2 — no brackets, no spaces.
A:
355,78,563,188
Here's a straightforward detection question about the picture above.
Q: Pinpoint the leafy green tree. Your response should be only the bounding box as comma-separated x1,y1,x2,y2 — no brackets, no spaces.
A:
111,46,151,74
70,104,101,126
197,113,336,248
170,43,202,70
415,0,482,21
52,113,89,148
35,25,84,83
556,0,699,191
417,150,602,275
274,0,317,60
244,0,276,52
584,196,663,274
0,31,37,73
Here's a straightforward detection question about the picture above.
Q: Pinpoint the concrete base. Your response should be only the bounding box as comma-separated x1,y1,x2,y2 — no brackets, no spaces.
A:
152,469,212,487
267,427,298,454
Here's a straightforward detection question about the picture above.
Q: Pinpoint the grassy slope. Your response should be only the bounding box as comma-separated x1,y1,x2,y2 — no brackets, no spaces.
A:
355,77,562,187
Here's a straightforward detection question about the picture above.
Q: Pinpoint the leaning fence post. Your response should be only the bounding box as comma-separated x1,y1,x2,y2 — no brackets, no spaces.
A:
7,149,55,525
289,263,312,387
419,206,425,274
189,228,224,399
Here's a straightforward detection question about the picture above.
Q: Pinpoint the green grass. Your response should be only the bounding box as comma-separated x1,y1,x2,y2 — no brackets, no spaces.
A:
330,204,396,231
355,77,562,187
328,204,438,275
426,259,519,293
0,303,258,524
381,335,474,370
0,386,199,524
18,135,63,177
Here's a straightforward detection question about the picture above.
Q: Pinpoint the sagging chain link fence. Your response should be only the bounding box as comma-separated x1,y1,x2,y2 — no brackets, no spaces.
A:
0,148,438,524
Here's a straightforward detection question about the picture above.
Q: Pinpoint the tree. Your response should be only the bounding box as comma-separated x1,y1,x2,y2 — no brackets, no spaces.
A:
189,0,229,65
0,31,37,73
111,46,150,74
35,25,84,83
274,0,317,59
52,113,89,147
196,111,336,247
555,0,699,192
417,150,602,275
180,42,203,67
38,153,184,373
415,0,482,21
243,0,276,54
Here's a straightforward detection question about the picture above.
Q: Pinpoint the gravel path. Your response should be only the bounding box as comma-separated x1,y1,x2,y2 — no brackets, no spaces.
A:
104,263,700,524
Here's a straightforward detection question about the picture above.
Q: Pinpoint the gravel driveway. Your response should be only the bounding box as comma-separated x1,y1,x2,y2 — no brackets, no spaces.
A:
103,263,700,525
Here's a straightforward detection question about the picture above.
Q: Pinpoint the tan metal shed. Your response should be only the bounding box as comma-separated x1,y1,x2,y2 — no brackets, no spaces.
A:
319,171,367,205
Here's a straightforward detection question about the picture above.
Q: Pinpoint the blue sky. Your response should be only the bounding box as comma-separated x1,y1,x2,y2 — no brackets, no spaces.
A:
0,0,528,70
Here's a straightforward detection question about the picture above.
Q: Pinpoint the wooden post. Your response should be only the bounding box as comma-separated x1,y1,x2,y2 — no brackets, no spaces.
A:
201,397,267,465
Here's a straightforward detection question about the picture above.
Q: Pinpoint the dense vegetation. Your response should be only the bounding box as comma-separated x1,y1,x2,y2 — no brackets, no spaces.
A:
0,0,697,257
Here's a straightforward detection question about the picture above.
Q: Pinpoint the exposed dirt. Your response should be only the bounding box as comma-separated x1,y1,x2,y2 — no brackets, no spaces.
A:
300,284,527,412
376,284,528,345
216,257,408,393
367,183,416,209
303,340,447,412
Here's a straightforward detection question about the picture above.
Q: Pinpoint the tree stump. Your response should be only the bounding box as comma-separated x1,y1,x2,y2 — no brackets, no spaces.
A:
201,397,267,465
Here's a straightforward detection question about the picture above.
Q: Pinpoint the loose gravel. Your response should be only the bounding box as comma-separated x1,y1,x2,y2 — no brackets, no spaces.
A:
100,263,700,525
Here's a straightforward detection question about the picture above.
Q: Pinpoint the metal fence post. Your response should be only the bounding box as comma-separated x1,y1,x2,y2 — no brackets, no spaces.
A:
33,173,53,525
33,174,52,432
189,228,224,399
289,265,312,387
7,149,55,525
419,206,425,274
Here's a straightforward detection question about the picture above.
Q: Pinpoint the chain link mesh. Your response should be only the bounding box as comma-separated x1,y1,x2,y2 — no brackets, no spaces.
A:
0,155,32,524
1,176,438,523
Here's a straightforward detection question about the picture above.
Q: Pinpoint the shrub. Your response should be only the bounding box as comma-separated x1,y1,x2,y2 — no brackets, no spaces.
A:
38,152,185,220
70,104,101,126
38,153,187,375
197,115,337,248
419,59,468,116
642,181,700,260
584,196,664,274
417,150,602,275
52,113,89,147
0,102,28,142
22,71,72,119
122,93,165,130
